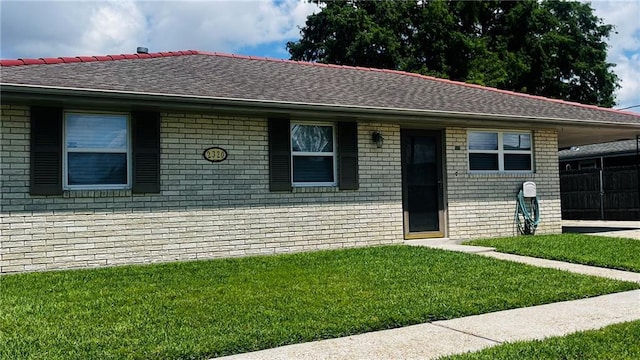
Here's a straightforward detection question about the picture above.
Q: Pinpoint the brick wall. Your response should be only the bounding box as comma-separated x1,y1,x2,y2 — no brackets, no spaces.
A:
1,104,563,273
444,127,562,240
1,104,404,273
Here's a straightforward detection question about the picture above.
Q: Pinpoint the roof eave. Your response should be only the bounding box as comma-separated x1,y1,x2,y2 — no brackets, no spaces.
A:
1,83,639,130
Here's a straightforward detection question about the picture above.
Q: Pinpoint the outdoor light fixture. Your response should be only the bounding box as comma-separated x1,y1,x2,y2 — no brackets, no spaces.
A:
372,131,384,148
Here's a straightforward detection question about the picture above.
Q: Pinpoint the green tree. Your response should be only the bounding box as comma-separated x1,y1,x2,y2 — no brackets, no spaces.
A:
287,0,619,107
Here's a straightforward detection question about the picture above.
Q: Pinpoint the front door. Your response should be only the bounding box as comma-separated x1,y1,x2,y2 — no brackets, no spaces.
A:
401,130,444,238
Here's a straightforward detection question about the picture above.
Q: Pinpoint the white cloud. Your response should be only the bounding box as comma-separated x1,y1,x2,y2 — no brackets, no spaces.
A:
590,0,640,111
80,1,146,55
0,0,318,57
135,0,318,53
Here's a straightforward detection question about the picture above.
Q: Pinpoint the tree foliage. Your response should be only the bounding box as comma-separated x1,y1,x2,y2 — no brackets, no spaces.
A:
287,0,619,107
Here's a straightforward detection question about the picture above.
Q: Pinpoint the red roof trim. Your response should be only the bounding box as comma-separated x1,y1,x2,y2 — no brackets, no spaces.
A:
1,49,637,117
0,59,25,66
59,57,81,63
41,57,64,64
21,58,46,65
77,56,98,62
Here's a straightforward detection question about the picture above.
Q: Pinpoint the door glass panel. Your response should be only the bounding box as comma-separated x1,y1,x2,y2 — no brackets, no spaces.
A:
404,135,440,232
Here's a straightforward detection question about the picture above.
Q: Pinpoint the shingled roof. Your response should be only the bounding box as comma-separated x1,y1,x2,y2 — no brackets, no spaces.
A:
559,139,639,160
1,50,639,125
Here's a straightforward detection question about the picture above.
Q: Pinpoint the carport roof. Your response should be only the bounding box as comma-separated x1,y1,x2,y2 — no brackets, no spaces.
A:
2,50,639,147
559,139,639,160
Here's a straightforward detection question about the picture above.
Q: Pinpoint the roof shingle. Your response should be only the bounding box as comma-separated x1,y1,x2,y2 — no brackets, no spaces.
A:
559,140,640,159
2,50,639,124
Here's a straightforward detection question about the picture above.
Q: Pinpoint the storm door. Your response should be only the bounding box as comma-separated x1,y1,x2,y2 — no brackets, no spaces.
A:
401,131,444,238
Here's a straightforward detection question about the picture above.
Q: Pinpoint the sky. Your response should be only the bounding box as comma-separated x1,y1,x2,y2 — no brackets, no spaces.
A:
1,0,638,113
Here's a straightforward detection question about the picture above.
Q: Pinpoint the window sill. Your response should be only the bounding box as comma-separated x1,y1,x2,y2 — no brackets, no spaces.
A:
62,189,133,198
292,186,339,193
467,171,536,178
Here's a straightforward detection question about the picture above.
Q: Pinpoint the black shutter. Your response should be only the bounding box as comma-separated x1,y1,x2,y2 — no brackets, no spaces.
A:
268,118,292,191
132,111,160,193
30,106,63,195
338,122,359,190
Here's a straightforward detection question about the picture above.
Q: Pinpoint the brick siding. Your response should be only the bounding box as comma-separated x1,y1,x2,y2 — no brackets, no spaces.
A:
1,105,404,273
444,127,562,240
1,104,562,273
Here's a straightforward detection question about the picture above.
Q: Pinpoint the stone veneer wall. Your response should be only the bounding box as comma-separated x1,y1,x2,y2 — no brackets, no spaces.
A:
1,104,404,273
444,127,562,240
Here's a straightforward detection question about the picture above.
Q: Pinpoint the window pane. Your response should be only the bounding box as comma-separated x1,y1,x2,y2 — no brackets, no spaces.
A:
68,153,127,185
468,132,498,150
291,124,333,152
293,156,334,182
505,154,532,171
469,153,499,170
67,114,127,149
503,133,531,150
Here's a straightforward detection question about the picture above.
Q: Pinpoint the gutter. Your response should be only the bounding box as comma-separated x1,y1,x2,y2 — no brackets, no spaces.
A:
2,83,640,129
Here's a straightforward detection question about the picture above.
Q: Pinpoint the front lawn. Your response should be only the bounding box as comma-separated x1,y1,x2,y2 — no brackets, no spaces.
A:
444,320,640,359
1,246,637,360
466,234,640,272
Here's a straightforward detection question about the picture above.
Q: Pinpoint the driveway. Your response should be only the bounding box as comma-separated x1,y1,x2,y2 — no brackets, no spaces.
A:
563,220,640,240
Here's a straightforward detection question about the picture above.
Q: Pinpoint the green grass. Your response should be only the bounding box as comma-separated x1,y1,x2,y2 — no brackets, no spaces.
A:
1,246,637,360
444,320,640,360
466,234,640,272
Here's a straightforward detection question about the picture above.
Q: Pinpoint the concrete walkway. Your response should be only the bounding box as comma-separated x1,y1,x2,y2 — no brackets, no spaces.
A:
216,244,640,360
217,290,640,360
480,251,640,283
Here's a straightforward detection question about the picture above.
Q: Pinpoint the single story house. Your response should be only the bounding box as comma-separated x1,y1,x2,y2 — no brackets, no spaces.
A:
2,50,640,273
559,139,639,170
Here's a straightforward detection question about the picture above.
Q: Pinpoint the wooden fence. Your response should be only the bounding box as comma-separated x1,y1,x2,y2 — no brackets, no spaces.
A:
560,165,640,220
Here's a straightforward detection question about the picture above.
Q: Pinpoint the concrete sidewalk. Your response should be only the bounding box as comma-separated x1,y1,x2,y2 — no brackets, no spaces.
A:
480,251,640,283
217,290,640,360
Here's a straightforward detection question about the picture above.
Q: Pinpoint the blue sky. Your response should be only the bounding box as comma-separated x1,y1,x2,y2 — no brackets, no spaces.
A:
1,0,638,113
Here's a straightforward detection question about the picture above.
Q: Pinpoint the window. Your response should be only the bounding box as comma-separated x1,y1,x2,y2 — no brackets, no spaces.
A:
291,123,337,186
30,107,160,195
63,112,130,189
468,131,533,172
268,119,357,191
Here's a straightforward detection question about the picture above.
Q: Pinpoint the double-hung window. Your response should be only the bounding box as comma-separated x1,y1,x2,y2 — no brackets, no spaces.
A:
64,112,130,189
291,122,337,186
468,131,533,172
